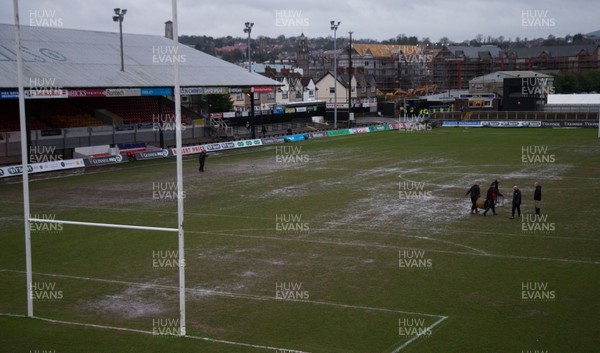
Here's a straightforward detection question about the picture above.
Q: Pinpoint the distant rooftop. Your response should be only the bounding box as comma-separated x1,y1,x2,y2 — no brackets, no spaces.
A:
0,23,277,89
447,45,502,59
470,71,553,84
352,43,421,57
505,44,599,58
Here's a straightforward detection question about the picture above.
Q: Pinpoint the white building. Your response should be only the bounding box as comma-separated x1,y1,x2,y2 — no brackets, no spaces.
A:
315,72,357,108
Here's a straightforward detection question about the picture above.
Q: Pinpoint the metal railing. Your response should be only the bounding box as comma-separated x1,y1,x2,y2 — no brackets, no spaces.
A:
431,111,598,121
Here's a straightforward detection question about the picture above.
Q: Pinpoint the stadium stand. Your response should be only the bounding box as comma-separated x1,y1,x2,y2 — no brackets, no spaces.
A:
0,97,196,131
0,23,277,164
80,97,193,125
0,103,49,131
0,99,105,131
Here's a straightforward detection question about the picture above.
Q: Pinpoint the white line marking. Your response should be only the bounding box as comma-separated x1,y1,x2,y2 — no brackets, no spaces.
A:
0,269,446,319
2,269,449,353
0,313,308,353
29,218,177,233
391,315,448,353
192,229,600,265
2,205,598,262
2,200,597,243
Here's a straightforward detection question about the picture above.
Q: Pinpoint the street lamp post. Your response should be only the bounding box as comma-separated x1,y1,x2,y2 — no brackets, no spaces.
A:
244,22,255,138
112,8,127,72
330,20,340,128
348,31,353,127
244,22,254,72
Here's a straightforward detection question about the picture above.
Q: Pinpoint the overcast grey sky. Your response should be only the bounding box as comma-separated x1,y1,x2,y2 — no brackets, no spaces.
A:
1,0,598,42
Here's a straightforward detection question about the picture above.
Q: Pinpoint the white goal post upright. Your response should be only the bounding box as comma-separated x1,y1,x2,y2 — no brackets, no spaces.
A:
172,0,186,337
13,0,33,318
13,0,188,332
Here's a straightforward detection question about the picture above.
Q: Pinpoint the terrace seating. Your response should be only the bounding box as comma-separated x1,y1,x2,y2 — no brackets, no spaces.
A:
0,97,196,131
86,97,193,125
0,100,50,131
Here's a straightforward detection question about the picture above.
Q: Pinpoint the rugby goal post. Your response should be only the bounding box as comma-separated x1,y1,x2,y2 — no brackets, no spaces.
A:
13,0,187,336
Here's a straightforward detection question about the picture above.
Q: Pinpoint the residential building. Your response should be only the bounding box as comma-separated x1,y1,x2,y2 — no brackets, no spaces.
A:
433,45,502,90
314,72,357,108
501,45,599,72
300,77,317,102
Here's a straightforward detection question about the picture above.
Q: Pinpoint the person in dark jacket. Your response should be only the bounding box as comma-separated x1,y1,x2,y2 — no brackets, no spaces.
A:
465,183,481,214
483,183,497,216
511,185,522,219
198,150,207,172
492,179,504,206
534,181,542,215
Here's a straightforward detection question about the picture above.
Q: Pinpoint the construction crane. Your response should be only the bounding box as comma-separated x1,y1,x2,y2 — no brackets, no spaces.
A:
385,84,438,102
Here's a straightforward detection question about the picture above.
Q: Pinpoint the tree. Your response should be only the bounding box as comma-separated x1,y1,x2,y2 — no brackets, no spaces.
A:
543,34,557,46
573,33,584,43
220,49,243,63
565,34,573,43
553,70,600,94
203,94,234,113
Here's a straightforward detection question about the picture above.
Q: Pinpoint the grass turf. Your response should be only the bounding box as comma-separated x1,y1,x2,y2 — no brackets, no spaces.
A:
1,127,599,352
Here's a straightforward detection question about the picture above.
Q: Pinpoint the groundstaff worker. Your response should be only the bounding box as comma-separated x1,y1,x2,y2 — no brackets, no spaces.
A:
483,182,497,216
511,185,522,219
198,150,207,172
465,183,480,214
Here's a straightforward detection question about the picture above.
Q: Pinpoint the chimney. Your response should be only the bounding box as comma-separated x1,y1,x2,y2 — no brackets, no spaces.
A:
164,20,173,40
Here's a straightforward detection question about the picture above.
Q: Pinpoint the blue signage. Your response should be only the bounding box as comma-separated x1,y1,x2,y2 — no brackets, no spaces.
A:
283,134,308,142
141,88,173,96
0,90,19,99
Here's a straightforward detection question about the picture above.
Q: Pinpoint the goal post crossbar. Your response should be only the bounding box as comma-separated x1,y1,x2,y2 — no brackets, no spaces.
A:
28,218,178,233
15,0,187,337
